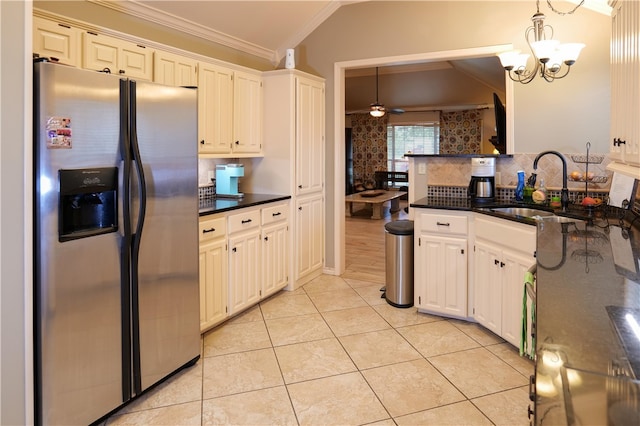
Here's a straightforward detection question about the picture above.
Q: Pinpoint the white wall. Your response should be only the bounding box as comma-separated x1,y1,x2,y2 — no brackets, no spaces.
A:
0,1,33,424
296,1,611,271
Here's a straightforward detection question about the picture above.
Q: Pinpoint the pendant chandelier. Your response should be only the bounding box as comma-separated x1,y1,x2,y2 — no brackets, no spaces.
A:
498,0,585,84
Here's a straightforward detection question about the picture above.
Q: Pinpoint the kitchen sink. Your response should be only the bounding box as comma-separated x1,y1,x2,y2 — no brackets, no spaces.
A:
490,207,555,218
537,215,581,223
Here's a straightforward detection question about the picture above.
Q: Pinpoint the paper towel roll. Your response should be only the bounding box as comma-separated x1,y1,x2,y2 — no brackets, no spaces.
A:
609,171,636,207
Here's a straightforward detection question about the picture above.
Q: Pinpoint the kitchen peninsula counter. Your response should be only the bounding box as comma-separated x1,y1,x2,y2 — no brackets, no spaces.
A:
534,212,640,425
199,193,291,216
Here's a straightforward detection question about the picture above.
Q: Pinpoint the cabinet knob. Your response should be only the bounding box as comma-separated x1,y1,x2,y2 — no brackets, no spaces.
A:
494,259,499,265
118,69,125,74
264,236,269,241
613,138,626,146
232,247,237,252
500,261,505,268
235,140,240,145
298,185,303,189
200,140,205,145
298,206,302,211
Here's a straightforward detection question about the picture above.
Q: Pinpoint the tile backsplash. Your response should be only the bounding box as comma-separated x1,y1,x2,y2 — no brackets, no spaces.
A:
425,153,612,192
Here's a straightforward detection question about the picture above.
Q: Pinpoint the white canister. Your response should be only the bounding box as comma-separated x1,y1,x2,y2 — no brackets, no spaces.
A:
285,49,295,69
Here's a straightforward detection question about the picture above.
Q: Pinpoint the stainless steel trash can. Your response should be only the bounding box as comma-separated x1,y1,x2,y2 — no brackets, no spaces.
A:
384,220,414,308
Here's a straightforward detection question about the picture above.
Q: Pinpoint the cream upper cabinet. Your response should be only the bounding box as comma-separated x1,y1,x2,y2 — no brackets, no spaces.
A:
232,70,263,155
83,32,153,81
198,62,234,154
296,77,325,195
610,0,640,166
198,66,262,156
154,50,197,87
33,16,82,67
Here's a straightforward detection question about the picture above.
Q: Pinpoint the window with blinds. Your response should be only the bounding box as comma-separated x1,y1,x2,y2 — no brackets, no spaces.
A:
386,123,439,171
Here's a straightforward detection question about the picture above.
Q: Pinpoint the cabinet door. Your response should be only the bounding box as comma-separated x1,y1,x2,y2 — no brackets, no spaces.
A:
417,233,467,317
83,33,152,80
474,240,502,336
501,249,535,348
198,63,234,154
233,70,262,154
262,222,289,297
33,17,81,67
296,77,324,194
199,238,227,332
154,51,197,87
228,230,261,315
296,195,324,280
610,1,640,165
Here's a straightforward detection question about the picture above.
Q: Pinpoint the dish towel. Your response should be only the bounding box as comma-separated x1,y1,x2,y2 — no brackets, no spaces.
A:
520,269,536,360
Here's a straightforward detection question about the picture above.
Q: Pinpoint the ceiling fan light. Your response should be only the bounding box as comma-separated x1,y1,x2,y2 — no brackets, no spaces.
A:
370,104,386,117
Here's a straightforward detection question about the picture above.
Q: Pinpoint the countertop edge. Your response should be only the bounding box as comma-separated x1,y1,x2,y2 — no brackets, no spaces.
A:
199,194,292,216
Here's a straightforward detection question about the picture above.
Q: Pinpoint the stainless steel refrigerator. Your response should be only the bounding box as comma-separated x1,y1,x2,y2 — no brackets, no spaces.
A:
33,61,201,425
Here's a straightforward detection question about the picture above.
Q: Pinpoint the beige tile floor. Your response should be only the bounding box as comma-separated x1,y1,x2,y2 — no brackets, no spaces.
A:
105,201,534,425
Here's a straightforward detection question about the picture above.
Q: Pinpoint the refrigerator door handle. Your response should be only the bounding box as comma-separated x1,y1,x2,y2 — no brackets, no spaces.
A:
128,79,147,395
119,79,133,402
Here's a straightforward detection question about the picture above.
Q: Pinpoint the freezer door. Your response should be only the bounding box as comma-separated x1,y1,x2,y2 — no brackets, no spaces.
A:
131,81,200,393
34,62,125,425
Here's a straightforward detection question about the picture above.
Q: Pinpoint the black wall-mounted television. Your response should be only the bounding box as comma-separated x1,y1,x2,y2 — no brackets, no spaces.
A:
492,92,506,153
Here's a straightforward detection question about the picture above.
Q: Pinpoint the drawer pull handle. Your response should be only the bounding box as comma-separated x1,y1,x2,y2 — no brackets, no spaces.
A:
494,259,500,265
272,212,282,217
202,228,216,233
241,219,252,224
436,222,450,226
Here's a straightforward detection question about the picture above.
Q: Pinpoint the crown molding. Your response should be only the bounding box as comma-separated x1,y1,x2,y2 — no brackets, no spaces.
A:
274,0,344,64
87,0,275,62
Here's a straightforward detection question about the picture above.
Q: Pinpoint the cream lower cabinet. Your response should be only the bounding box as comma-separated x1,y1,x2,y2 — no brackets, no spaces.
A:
227,209,262,315
414,209,469,319
198,215,228,332
296,194,324,283
474,215,536,348
261,203,289,298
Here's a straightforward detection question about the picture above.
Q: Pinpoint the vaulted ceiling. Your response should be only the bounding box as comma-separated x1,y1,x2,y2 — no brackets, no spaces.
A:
93,0,610,66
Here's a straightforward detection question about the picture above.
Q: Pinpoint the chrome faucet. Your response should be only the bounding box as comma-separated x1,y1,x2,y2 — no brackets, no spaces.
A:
533,150,569,211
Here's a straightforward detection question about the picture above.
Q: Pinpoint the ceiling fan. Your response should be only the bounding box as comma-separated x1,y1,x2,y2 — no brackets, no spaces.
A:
369,67,404,117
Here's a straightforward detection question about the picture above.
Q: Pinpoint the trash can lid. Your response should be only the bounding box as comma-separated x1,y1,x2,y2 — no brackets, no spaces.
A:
384,220,414,235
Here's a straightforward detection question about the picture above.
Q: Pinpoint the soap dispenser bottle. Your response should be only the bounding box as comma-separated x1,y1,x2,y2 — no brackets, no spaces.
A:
515,170,525,201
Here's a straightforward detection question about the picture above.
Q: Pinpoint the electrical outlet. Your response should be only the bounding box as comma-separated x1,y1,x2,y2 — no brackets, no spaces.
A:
208,170,215,182
418,163,427,175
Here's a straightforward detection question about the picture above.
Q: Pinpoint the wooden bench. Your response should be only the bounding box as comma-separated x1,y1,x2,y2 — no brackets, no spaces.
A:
345,190,407,219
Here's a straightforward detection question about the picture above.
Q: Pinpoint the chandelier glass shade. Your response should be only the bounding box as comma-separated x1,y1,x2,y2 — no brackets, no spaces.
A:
498,7,585,84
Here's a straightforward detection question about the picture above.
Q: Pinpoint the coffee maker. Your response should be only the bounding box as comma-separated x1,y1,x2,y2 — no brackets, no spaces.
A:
468,158,496,203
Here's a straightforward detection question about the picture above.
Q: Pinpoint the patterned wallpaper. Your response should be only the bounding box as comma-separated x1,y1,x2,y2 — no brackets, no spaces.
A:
439,110,482,154
351,113,389,187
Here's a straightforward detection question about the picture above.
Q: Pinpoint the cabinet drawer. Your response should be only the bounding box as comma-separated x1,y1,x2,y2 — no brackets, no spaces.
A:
262,203,288,226
420,212,468,235
228,209,260,234
199,216,226,242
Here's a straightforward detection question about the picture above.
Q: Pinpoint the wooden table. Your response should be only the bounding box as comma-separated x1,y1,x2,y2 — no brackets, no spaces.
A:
345,190,407,219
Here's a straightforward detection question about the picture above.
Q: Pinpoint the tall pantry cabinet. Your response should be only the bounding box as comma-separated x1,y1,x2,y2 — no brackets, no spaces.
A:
609,0,640,170
252,69,325,289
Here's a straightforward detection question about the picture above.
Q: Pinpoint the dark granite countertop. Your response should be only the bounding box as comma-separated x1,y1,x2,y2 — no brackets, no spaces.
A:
199,193,291,216
535,212,640,425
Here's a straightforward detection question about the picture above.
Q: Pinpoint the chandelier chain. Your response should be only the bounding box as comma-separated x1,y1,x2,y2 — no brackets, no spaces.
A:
544,0,585,15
